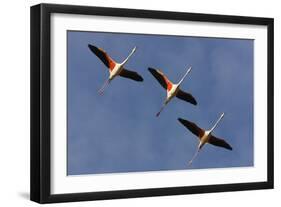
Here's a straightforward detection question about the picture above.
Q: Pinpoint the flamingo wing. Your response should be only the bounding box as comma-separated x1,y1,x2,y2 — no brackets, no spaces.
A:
88,44,116,71
176,89,197,105
208,135,232,150
119,68,144,82
178,118,205,139
148,67,173,91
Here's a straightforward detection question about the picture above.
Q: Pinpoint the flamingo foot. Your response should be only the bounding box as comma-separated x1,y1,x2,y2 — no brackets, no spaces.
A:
98,79,110,95
187,149,200,168
156,104,165,117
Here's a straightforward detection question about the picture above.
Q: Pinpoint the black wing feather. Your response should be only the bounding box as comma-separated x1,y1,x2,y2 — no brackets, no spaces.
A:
88,44,114,69
119,69,143,82
148,67,168,89
178,118,205,138
176,90,197,105
208,135,232,150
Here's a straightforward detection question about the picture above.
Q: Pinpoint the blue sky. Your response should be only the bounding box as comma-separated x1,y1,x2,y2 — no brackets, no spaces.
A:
67,31,253,175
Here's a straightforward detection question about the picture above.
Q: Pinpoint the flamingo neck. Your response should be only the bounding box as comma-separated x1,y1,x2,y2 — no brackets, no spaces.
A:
178,66,192,86
121,47,136,65
210,113,225,133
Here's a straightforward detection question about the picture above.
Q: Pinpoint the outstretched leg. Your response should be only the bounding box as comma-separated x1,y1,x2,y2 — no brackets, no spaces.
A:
156,103,166,117
98,79,110,95
156,100,169,117
188,148,200,167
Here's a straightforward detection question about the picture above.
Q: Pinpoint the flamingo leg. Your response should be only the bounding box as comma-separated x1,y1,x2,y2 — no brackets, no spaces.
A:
98,79,110,95
156,103,166,117
187,148,200,167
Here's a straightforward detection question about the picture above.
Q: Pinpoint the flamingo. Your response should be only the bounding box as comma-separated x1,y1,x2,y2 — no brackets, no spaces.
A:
88,44,143,95
178,113,232,166
148,67,197,117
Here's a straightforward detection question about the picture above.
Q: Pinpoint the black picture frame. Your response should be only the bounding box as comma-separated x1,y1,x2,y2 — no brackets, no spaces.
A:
30,3,274,204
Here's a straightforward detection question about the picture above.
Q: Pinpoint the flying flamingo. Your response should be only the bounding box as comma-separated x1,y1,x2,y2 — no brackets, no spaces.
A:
88,44,143,95
148,67,197,117
178,113,232,166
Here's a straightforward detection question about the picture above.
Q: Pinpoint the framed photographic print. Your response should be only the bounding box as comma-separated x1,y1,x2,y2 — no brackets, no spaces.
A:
30,3,274,203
